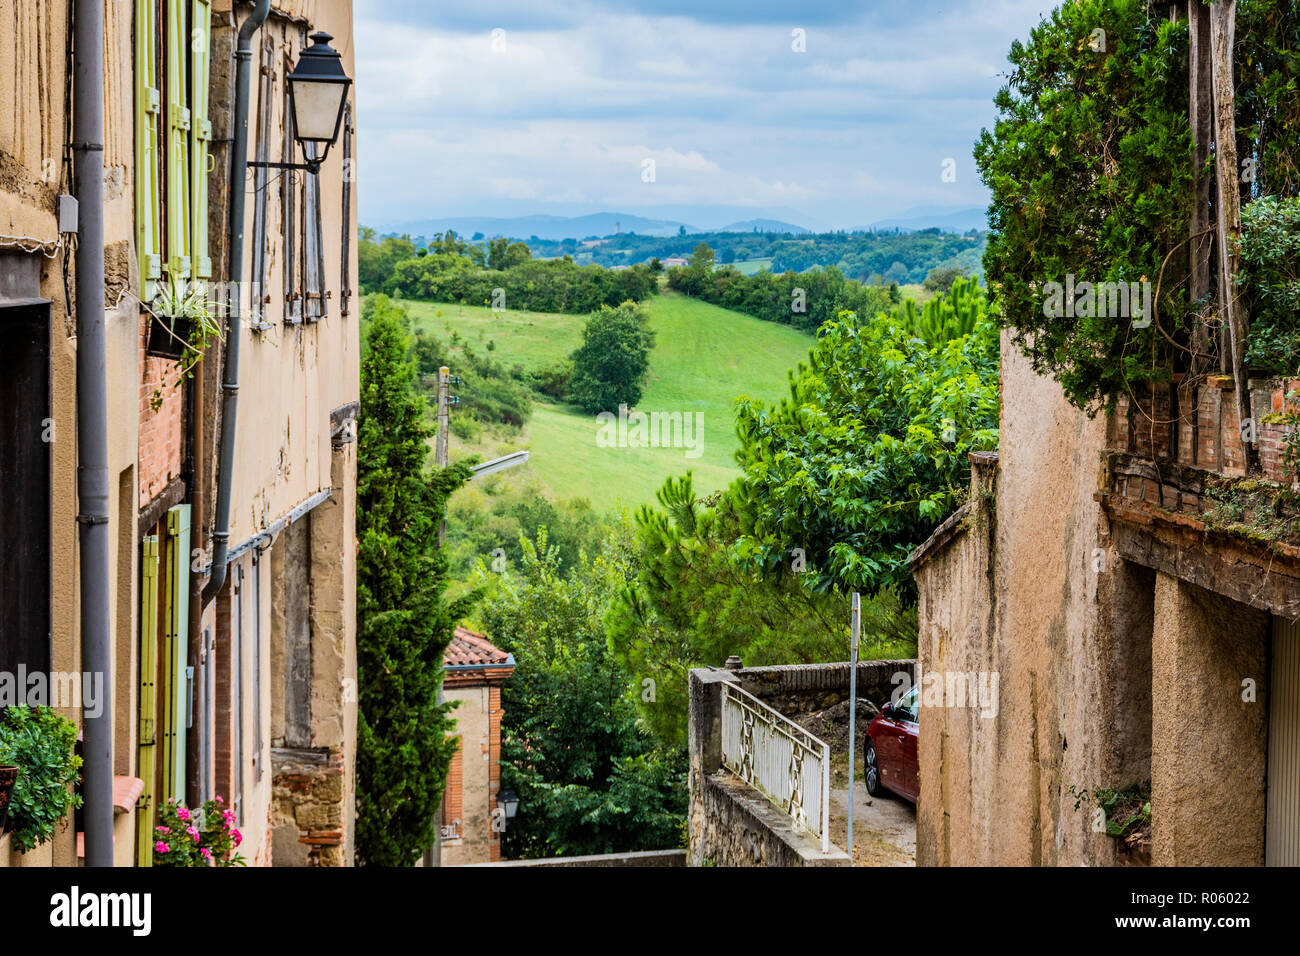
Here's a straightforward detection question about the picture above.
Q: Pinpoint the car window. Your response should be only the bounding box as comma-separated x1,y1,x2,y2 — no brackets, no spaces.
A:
895,685,919,722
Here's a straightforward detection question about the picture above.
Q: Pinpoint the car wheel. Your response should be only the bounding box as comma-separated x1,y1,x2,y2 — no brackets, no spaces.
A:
863,737,883,797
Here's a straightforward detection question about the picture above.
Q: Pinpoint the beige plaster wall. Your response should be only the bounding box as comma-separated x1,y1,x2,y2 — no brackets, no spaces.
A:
441,684,492,867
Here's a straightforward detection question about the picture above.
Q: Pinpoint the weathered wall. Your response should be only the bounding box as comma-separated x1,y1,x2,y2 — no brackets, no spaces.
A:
1,0,142,867
1151,572,1268,865
694,772,848,867
734,660,916,716
440,684,491,867
913,335,1135,867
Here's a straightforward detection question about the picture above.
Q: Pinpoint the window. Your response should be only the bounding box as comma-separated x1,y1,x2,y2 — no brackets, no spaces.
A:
135,0,213,301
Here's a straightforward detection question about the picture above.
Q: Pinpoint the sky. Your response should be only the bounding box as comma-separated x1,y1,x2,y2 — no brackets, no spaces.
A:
353,0,1054,232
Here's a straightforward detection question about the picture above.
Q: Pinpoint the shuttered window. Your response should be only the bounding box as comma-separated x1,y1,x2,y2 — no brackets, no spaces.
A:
165,0,192,282
135,0,163,301
189,0,213,283
250,35,275,328
303,143,325,322
340,103,353,318
136,0,212,299
136,536,160,867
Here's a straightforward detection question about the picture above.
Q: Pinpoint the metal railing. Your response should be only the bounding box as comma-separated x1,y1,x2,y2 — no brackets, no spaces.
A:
721,681,831,853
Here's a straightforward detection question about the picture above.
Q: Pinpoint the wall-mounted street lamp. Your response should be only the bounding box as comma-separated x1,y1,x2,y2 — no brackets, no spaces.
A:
250,31,351,175
497,788,520,826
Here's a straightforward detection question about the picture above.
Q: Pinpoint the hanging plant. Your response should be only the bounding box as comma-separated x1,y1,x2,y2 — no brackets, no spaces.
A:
144,277,226,410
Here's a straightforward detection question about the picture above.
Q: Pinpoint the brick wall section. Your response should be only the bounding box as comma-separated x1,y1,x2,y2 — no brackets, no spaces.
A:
138,313,186,509
488,687,501,861
442,738,463,832
1111,376,1300,486
271,747,347,866
213,582,235,810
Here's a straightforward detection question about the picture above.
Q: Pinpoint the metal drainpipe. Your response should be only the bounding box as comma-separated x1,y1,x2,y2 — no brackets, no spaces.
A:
72,0,113,867
203,0,271,606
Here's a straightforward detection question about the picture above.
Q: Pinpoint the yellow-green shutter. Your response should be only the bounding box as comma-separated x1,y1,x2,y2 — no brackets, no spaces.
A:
166,0,191,282
136,536,160,867
135,0,163,301
190,0,212,283
160,505,191,802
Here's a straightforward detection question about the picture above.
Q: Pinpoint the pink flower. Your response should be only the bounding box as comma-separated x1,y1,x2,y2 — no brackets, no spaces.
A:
199,847,213,862
222,809,235,825
155,841,169,854
232,828,242,847
215,796,224,804
176,806,191,821
155,826,170,834
188,826,200,841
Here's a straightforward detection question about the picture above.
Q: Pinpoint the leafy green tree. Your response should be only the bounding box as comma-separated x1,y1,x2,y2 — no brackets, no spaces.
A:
731,303,1000,598
608,474,915,746
477,530,687,858
355,295,477,866
567,301,656,414
975,0,1191,411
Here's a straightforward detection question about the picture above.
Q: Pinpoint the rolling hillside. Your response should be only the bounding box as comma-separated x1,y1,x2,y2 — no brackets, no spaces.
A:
398,292,813,510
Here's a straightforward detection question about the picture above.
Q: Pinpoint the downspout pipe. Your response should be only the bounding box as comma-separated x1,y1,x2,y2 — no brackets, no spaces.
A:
73,0,113,867
203,0,271,606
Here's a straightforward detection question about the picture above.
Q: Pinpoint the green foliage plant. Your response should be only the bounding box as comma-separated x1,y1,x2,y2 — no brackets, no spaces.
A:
0,705,83,854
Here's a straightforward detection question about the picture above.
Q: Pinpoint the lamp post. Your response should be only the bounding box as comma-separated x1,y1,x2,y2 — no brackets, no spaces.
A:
497,788,519,828
250,31,351,175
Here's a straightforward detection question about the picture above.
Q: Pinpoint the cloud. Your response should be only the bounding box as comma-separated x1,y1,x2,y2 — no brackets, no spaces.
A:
354,1,1052,228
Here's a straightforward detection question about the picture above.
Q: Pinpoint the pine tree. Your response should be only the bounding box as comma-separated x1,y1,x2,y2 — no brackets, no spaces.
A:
355,295,476,866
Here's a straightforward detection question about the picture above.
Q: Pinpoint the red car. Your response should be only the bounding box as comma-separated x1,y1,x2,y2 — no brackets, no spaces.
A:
863,683,918,801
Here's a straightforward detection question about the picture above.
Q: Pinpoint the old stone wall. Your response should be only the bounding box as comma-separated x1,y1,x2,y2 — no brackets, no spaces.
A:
270,747,346,867
735,660,916,715
693,772,848,867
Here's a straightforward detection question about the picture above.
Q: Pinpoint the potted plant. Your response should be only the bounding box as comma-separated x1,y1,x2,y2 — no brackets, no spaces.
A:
0,706,83,853
143,277,225,409
153,797,246,867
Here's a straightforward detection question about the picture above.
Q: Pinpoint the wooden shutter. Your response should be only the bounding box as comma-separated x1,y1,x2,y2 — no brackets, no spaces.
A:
303,142,325,322
283,85,301,324
189,0,213,283
160,505,191,802
250,35,275,327
136,536,160,867
165,0,191,281
340,103,353,317
135,0,163,300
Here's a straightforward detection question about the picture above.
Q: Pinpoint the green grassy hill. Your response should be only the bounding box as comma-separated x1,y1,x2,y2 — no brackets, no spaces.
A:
398,292,812,510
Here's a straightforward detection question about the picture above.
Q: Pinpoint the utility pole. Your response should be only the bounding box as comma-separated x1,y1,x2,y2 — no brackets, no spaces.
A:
846,592,860,865
426,365,451,869
436,365,450,545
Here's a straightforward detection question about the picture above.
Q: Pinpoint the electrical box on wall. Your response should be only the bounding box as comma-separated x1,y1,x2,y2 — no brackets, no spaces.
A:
57,194,78,234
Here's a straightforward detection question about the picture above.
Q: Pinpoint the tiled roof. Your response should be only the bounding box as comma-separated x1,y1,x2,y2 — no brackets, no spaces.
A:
445,627,511,667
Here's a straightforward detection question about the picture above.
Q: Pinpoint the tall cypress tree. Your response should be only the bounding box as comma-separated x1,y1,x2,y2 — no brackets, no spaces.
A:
355,295,475,866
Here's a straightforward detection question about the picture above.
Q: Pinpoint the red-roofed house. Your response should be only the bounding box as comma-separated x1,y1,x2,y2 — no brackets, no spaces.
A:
440,627,515,865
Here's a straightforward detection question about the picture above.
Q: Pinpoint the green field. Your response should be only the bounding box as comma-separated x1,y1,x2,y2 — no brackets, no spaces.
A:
398,293,813,511
726,258,775,276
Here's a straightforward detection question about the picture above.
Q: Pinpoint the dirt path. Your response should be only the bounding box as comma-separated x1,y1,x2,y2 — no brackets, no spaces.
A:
824,761,916,866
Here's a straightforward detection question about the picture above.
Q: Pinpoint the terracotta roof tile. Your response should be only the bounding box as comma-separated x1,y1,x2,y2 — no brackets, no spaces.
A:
445,627,511,667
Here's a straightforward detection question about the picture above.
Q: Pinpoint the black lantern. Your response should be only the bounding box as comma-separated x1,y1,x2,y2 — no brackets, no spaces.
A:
498,788,519,822
253,32,351,175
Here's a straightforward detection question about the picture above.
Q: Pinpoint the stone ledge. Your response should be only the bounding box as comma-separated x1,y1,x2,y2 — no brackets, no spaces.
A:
693,772,849,867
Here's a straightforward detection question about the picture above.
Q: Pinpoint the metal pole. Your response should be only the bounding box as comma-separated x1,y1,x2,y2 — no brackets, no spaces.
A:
846,592,860,864
73,0,112,867
202,0,271,606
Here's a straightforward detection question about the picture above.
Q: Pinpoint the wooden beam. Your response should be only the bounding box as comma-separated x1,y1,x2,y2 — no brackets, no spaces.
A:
1208,0,1257,472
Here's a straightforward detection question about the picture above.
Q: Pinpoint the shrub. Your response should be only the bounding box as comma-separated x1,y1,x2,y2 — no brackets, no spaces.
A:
1240,196,1300,375
0,705,83,853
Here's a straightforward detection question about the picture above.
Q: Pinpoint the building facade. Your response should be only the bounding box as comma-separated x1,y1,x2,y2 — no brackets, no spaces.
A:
911,341,1300,867
0,0,359,867
440,628,514,866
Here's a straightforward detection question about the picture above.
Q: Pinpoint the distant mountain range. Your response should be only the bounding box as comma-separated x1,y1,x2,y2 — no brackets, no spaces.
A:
391,212,696,241
864,207,988,233
382,207,986,243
